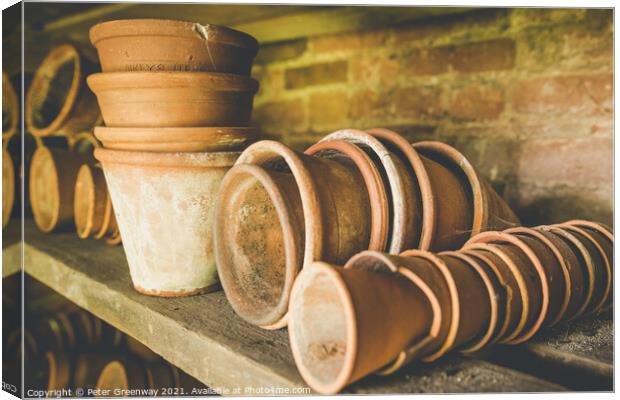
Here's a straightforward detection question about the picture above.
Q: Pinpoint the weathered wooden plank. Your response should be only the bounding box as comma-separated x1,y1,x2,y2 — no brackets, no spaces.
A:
17,219,565,393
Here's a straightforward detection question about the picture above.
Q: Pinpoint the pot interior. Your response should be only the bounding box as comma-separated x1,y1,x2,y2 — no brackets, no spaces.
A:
291,266,350,389
31,52,77,130
223,172,289,323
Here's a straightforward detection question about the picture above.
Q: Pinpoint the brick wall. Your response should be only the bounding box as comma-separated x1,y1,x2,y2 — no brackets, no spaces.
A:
250,8,613,226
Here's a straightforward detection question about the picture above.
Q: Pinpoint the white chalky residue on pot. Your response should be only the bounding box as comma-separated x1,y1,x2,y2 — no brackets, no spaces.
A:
192,23,217,71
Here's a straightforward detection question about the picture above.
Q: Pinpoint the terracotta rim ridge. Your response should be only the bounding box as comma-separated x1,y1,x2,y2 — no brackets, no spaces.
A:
305,140,390,252
563,220,613,241
504,227,572,327
288,261,357,395
89,19,259,53
462,242,530,343
94,126,260,142
440,251,499,353
26,45,81,137
344,250,442,375
537,225,595,320
94,148,240,168
235,140,323,267
214,164,302,328
399,249,459,362
366,128,434,250
460,248,512,345
319,129,409,254
465,231,549,344
556,224,611,312
29,147,60,232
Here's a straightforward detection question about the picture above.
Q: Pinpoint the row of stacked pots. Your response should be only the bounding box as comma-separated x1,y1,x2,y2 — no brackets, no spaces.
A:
287,219,613,394
84,19,260,296
213,128,520,329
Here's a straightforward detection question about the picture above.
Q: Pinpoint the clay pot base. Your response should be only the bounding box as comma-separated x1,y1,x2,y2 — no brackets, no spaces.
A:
134,282,221,298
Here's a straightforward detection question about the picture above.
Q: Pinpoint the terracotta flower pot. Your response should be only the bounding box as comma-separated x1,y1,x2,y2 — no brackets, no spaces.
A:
95,148,238,297
465,232,547,344
440,251,501,353
96,360,148,391
288,260,435,394
94,126,260,153
319,129,419,254
504,227,571,327
414,141,520,249
561,220,613,308
305,139,390,252
343,250,442,374
87,72,258,127
29,146,89,232
2,144,15,228
89,19,259,75
44,351,72,391
3,71,19,138
553,224,610,314
74,164,119,242
26,44,101,137
366,128,431,250
215,164,305,329
534,225,595,320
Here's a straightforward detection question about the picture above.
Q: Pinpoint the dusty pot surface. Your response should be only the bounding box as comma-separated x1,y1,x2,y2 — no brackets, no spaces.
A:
365,128,426,249
305,139,390,252
344,250,442,374
288,261,434,394
89,19,259,74
3,72,19,138
319,129,419,254
440,251,501,353
215,164,305,329
87,72,258,127
505,227,572,327
26,44,101,137
414,141,520,248
30,146,88,232
95,148,239,297
465,232,548,344
555,224,610,314
2,146,15,228
94,126,260,153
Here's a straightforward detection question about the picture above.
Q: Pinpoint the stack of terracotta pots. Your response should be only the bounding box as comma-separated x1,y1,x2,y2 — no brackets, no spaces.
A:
287,219,613,393
87,19,260,296
214,128,519,329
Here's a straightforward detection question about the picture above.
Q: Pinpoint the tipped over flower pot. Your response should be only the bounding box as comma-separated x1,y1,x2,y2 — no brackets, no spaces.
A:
288,261,435,394
95,148,238,297
87,72,258,127
89,19,259,74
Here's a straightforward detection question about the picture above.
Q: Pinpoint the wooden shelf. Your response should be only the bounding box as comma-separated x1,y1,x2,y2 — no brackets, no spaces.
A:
2,220,612,393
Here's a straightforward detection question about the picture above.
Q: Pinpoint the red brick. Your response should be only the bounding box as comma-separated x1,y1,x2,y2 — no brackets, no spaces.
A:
348,89,391,121
350,56,400,86
451,38,515,73
511,74,612,115
252,99,306,133
312,29,389,53
309,91,349,128
393,85,444,119
518,138,612,187
450,84,504,120
403,46,452,75
285,61,348,89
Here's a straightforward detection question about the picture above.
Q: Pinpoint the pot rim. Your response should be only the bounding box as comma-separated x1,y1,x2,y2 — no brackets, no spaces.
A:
74,164,97,239
93,193,113,240
344,250,442,375
440,251,499,353
465,231,549,344
305,139,390,252
288,261,357,395
215,164,302,328
555,223,611,313
26,45,82,137
2,72,18,138
319,129,411,254
95,361,129,391
236,140,324,268
94,148,239,168
94,126,260,142
29,146,60,233
87,71,259,92
366,127,433,250
504,227,572,327
2,148,15,228
537,225,596,319
563,220,613,241
399,249,459,362
89,19,259,54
